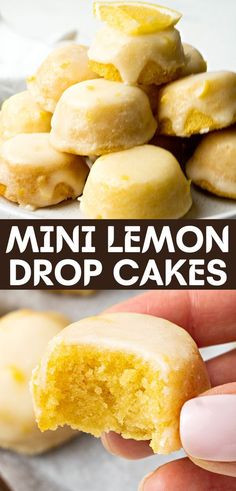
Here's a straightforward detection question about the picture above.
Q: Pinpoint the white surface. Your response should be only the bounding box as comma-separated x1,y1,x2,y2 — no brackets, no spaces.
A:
0,0,236,220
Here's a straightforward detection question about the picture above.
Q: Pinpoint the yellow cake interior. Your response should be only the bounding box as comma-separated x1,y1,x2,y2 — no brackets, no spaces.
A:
34,344,206,454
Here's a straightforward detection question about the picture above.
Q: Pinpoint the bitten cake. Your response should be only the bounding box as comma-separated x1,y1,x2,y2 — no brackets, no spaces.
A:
27,44,99,113
31,312,210,455
88,26,185,85
80,145,192,218
158,71,236,136
0,133,89,209
186,127,236,199
50,79,157,155
0,91,51,140
0,309,75,455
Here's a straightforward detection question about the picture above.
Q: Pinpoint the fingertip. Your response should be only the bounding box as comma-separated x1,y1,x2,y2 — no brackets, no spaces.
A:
101,432,118,456
139,463,178,491
101,432,153,460
139,458,236,491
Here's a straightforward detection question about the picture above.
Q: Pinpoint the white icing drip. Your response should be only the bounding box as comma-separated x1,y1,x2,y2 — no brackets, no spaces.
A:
89,26,184,84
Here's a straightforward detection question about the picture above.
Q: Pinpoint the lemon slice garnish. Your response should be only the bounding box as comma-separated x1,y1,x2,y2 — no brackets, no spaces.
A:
93,1,182,35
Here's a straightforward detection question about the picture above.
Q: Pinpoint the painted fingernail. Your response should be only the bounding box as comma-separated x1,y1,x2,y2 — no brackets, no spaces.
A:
180,395,236,462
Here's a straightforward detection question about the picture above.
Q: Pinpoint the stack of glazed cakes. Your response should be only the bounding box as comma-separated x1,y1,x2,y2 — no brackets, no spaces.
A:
0,1,236,215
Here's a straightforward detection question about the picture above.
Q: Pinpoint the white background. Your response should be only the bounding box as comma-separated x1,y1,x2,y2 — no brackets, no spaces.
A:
1,0,236,83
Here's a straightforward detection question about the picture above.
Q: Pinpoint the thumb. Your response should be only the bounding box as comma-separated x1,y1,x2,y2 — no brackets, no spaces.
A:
180,383,236,477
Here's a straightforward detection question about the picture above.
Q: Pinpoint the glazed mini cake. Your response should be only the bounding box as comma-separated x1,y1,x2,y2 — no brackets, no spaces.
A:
181,43,207,77
186,127,236,199
31,313,210,455
80,145,192,219
27,44,99,113
88,26,185,85
50,79,157,156
0,309,75,455
158,71,236,136
0,91,51,140
0,133,89,209
140,44,206,115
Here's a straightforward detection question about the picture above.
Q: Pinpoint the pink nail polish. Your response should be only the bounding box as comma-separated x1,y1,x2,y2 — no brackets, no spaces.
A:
180,395,236,462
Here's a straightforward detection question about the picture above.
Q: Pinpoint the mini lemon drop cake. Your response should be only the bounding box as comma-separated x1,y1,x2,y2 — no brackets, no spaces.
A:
88,26,185,85
0,309,76,455
0,91,51,140
89,2,184,85
158,71,236,136
27,44,99,113
181,44,207,77
80,145,192,219
186,127,236,199
31,313,210,455
0,133,89,209
50,79,157,156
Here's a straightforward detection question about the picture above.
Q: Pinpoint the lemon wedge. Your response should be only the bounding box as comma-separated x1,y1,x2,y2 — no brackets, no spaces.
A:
93,1,182,35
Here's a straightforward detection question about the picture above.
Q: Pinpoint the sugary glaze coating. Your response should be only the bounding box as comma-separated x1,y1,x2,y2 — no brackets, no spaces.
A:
158,71,236,136
31,312,210,454
186,127,236,199
88,26,185,85
0,133,89,209
0,309,76,455
141,43,206,115
181,44,207,77
0,91,51,140
80,145,192,219
50,79,157,156
27,44,99,113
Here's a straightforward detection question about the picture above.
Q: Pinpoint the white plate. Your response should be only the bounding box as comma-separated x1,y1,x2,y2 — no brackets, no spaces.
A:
0,185,235,220
1,0,236,222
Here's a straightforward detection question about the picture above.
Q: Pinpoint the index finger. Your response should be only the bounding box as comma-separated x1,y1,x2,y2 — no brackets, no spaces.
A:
106,290,236,347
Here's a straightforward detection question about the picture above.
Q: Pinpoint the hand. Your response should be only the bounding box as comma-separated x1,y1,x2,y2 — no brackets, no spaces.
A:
101,291,236,490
